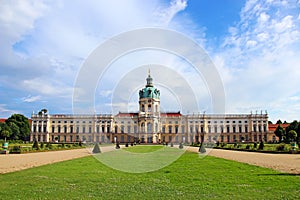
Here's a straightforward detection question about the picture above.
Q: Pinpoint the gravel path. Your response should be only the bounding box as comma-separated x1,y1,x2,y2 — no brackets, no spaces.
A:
0,149,90,174
187,147,300,175
0,146,299,175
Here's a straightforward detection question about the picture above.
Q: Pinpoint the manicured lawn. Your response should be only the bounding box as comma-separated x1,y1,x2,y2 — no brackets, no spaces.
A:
124,145,164,153
0,146,299,199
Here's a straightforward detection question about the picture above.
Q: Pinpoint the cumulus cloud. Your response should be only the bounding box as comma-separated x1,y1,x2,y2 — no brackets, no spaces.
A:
214,0,300,121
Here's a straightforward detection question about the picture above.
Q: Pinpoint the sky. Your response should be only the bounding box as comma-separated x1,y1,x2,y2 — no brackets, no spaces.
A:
0,0,300,122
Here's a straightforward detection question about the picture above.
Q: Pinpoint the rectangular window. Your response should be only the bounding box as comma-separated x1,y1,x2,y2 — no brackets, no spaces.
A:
76,126,79,133
233,126,236,133
127,126,131,133
168,126,172,134
89,126,92,133
43,126,47,133
239,126,242,133
96,126,100,133
175,126,178,134
58,126,61,133
253,125,257,132
70,126,73,133
162,126,165,133
64,126,67,133
226,126,230,133
134,126,137,134
52,126,55,133
245,126,248,133
214,126,217,133
190,126,193,133
82,126,86,133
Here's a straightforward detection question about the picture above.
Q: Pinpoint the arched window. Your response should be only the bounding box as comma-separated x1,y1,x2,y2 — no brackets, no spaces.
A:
141,105,145,112
141,122,145,133
148,104,151,112
114,126,118,133
147,122,152,133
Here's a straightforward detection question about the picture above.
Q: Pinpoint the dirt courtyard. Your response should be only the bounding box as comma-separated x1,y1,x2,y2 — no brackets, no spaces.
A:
0,146,299,175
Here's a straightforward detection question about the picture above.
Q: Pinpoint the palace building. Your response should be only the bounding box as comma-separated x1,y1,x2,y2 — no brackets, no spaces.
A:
30,72,275,144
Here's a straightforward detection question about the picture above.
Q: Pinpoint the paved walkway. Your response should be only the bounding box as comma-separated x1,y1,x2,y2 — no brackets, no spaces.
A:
0,146,299,174
0,148,90,174
187,147,300,174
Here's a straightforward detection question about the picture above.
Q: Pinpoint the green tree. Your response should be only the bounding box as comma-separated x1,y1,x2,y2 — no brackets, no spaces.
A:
41,108,48,114
276,120,282,124
288,130,297,142
5,114,30,141
0,122,12,142
7,122,20,140
274,125,285,142
286,120,298,133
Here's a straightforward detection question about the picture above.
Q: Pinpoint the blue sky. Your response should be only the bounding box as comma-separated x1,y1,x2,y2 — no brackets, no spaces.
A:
0,0,300,122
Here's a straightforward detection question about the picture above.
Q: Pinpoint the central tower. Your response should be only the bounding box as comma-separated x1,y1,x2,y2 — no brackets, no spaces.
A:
138,70,160,143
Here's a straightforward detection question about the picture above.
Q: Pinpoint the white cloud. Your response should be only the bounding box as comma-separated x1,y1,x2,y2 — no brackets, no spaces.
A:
0,104,18,118
214,0,300,121
22,95,41,103
155,0,188,26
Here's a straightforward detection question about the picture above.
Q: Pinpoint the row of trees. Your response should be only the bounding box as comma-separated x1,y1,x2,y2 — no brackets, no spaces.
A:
0,114,31,142
274,120,299,143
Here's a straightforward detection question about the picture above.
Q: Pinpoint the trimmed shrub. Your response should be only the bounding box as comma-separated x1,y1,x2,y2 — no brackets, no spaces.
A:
221,142,227,148
170,143,174,147
40,142,44,149
179,143,183,149
199,144,206,153
258,141,264,150
32,141,39,150
245,144,251,150
253,142,257,149
125,143,129,147
276,143,285,151
92,143,101,153
46,142,52,149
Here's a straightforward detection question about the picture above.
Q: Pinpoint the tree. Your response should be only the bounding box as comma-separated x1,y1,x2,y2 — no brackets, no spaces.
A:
288,130,297,142
7,122,20,140
41,108,48,114
285,120,298,134
5,114,30,141
274,125,285,142
0,122,12,142
276,120,282,124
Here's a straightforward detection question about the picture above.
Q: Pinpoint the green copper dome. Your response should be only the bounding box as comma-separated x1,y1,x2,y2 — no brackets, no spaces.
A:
139,71,160,99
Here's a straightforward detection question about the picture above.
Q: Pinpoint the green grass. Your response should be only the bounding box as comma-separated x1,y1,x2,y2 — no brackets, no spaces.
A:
124,145,164,153
0,146,299,199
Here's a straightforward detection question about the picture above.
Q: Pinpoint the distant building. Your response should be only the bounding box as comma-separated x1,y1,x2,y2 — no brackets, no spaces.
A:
30,72,275,143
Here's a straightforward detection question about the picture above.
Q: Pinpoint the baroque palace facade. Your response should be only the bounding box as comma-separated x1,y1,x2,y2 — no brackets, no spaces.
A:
30,72,275,144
